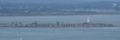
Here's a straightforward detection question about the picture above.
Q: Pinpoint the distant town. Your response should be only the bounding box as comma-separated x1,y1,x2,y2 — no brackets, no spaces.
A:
0,21,115,28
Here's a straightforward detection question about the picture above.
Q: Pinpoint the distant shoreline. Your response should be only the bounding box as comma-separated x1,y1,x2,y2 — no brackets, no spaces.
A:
0,14,120,17
0,26,116,28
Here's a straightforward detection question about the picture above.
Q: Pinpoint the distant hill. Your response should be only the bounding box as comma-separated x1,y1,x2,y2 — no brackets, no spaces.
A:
0,1,120,16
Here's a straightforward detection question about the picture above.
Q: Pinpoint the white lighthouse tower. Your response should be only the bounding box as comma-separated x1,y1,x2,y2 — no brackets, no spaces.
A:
87,17,91,23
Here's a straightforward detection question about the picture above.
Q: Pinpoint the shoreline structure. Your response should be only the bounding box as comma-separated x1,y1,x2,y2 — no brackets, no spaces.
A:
0,21,115,28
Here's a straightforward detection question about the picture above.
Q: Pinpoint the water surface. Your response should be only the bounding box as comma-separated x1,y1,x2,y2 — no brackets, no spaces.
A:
0,28,120,40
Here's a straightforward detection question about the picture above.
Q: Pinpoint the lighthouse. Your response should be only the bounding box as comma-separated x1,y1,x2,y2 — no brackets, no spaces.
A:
86,17,91,23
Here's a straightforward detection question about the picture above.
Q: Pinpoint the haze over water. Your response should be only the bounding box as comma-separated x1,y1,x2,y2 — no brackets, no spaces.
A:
0,0,120,40
0,15,119,26
0,28,120,40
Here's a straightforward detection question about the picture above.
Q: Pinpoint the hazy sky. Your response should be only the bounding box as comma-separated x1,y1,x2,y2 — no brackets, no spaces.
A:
0,0,114,4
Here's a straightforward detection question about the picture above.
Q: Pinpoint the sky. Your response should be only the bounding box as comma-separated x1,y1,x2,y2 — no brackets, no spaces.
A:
0,0,114,4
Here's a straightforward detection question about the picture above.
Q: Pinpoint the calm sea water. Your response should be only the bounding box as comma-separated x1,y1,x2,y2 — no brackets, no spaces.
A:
0,28,120,40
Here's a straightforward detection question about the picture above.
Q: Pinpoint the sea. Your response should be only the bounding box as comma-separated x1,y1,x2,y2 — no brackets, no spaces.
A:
0,15,120,40
0,27,120,40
